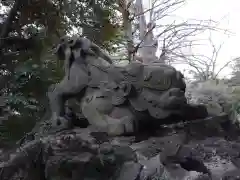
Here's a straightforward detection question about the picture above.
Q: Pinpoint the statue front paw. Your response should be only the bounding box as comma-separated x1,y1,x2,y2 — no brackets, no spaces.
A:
121,116,135,134
106,116,134,136
51,115,70,128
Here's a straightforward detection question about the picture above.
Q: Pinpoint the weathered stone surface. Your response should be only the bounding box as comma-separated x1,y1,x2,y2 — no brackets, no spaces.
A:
2,37,240,180
48,36,208,136
1,115,240,180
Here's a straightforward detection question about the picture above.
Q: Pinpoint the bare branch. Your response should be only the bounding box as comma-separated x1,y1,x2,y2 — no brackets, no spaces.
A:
214,59,234,78
132,23,156,54
117,0,232,71
133,0,184,19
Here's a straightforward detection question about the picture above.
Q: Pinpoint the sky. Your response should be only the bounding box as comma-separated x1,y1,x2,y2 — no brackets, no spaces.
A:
1,1,239,78
143,0,240,78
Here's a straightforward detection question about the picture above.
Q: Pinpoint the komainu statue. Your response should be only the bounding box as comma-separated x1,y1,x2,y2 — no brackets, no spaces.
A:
48,36,207,136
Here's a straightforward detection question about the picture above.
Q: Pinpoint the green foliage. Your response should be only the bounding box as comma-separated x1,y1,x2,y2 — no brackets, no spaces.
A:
229,58,240,86
231,101,240,116
61,0,121,51
186,80,240,125
0,0,121,145
187,80,235,115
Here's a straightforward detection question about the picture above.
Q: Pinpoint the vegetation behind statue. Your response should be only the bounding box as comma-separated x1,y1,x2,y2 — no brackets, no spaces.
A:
47,36,208,136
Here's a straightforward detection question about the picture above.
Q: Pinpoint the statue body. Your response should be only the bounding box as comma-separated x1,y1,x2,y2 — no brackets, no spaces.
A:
48,37,205,136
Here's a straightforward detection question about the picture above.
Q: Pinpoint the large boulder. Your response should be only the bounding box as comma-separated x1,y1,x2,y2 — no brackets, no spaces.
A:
1,113,240,180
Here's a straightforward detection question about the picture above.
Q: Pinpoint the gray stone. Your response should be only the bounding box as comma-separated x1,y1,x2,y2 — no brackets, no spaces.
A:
116,162,142,180
47,36,208,136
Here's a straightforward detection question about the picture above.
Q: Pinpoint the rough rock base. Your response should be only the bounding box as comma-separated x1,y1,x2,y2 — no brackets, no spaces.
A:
1,114,240,180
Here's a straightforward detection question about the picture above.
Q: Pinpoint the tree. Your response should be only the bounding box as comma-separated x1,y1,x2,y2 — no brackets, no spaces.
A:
228,57,240,86
116,0,230,65
172,32,233,81
60,0,121,51
0,0,120,143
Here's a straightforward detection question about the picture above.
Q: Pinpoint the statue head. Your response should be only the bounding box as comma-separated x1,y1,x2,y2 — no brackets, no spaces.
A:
54,36,113,64
55,36,95,61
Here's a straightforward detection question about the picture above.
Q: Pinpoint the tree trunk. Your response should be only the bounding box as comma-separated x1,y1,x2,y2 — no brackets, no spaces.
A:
118,0,134,61
135,0,158,64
